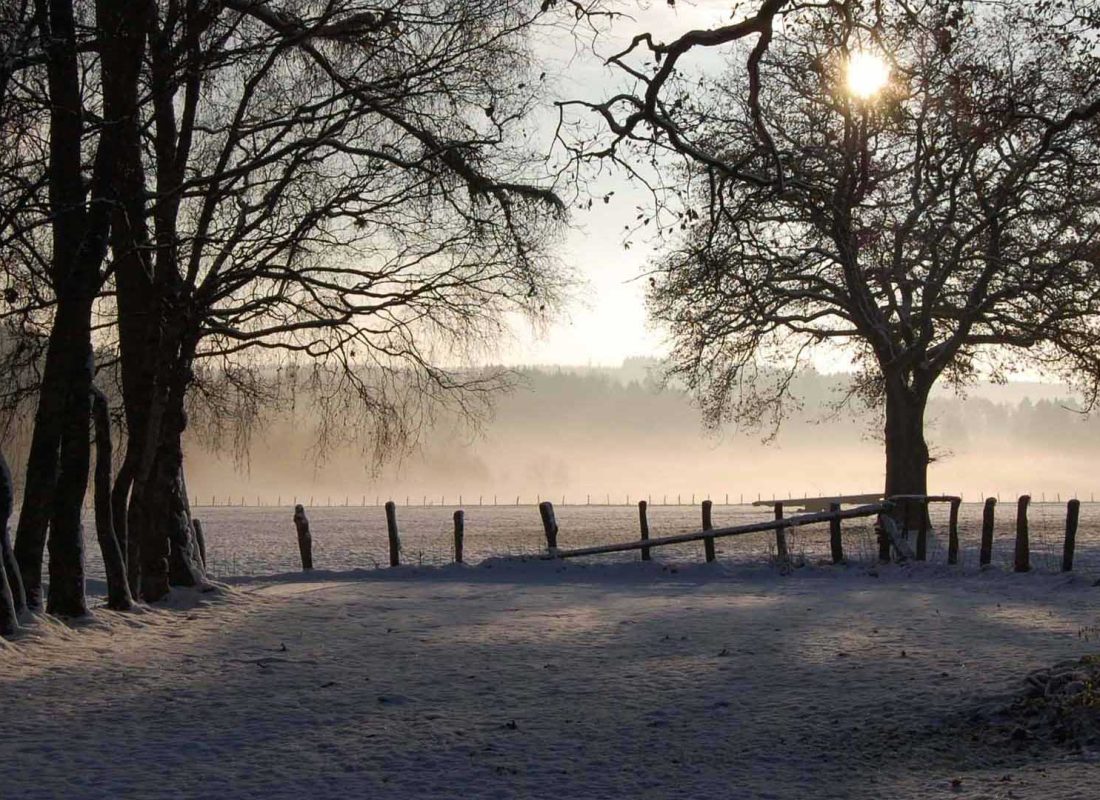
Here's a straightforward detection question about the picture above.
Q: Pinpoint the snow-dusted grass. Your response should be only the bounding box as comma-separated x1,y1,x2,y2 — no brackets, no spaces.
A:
2,560,1099,799
77,501,1100,580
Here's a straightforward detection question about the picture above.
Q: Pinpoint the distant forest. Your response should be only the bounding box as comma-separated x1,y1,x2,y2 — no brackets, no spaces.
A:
143,360,1100,503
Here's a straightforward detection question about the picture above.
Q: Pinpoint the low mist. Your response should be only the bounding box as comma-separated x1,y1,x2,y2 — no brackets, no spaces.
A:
176,360,1100,506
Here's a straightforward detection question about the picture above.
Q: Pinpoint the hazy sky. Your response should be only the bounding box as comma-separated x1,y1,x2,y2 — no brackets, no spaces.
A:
504,2,741,366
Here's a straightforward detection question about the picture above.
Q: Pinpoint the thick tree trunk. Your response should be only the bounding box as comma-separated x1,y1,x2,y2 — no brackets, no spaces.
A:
91,387,133,611
0,450,20,636
98,0,152,601
16,295,97,619
12,324,69,608
159,459,206,588
157,359,206,588
883,378,931,509
131,342,207,600
46,312,94,618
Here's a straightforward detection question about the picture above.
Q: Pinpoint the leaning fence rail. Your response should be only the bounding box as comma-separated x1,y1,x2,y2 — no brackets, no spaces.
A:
541,501,892,562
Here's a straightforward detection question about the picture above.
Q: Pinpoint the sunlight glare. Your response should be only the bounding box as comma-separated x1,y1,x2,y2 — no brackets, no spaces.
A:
847,52,890,99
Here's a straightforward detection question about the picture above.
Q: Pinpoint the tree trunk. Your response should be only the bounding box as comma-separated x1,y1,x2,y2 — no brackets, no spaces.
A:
159,358,206,588
0,450,26,615
0,449,20,636
12,324,69,608
104,0,153,600
45,310,93,618
16,294,98,619
883,379,931,502
110,455,137,596
91,387,133,610
158,458,206,588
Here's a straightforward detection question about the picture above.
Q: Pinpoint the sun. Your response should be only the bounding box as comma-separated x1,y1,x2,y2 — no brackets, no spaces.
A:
847,51,890,99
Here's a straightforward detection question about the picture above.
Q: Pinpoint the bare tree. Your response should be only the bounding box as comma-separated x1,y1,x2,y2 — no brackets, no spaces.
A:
103,0,567,600
632,1,1100,497
0,0,567,609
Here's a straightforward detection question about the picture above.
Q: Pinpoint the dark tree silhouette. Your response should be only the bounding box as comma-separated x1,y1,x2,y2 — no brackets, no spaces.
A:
90,386,132,611
102,0,565,601
0,0,150,615
563,0,1100,498
2,1,566,606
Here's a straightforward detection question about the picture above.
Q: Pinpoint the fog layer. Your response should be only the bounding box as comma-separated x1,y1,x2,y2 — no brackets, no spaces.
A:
170,362,1100,506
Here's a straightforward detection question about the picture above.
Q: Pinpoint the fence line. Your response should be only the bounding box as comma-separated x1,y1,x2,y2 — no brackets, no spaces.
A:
175,493,1099,509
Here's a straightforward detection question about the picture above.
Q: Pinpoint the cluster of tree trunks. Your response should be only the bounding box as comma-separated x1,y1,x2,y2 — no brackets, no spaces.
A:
8,0,208,619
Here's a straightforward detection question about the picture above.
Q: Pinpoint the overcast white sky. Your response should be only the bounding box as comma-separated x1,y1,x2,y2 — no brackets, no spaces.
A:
502,1,746,366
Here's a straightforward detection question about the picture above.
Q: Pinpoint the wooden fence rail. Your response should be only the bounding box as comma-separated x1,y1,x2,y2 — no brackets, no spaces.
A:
542,502,891,561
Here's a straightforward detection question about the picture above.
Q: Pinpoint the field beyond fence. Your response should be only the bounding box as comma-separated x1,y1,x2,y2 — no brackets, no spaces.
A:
63,497,1100,582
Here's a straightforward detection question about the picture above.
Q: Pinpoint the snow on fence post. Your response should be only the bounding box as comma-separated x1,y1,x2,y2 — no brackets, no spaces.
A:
192,518,208,570
948,498,961,566
829,502,844,564
773,502,789,569
539,501,559,552
638,500,650,561
293,505,313,571
702,500,716,562
385,501,401,567
1014,495,1031,573
916,498,929,561
453,510,465,564
979,498,996,566
1062,499,1080,572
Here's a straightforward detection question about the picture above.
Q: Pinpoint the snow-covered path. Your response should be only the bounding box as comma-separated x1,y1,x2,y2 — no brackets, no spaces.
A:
2,561,1099,799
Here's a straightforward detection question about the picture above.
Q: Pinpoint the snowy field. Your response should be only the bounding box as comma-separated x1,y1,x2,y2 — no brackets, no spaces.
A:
77,501,1100,580
2,560,1099,799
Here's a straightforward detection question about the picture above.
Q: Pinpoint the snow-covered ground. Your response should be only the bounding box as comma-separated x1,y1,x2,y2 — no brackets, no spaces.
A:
2,560,1099,799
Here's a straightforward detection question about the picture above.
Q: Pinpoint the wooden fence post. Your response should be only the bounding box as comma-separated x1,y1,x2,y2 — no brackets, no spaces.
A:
384,501,401,567
1014,495,1031,572
947,498,961,565
979,497,996,566
829,502,844,564
1062,499,1080,572
774,502,789,569
877,503,892,563
293,504,313,571
702,500,716,562
539,501,558,551
192,518,208,570
453,510,465,564
915,498,930,561
638,500,651,561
